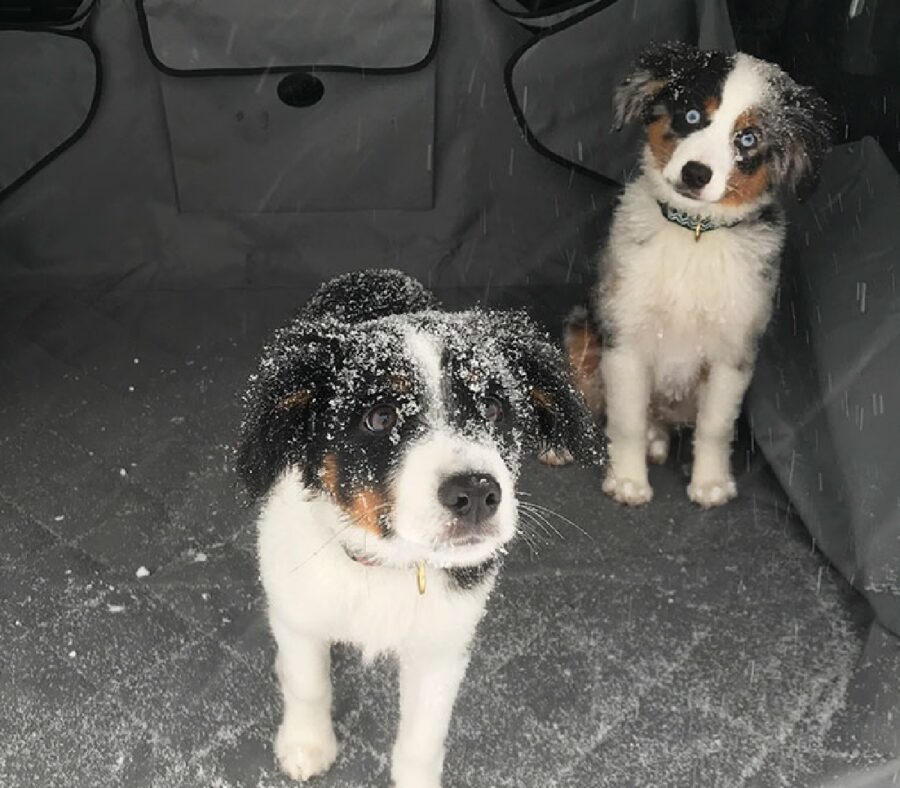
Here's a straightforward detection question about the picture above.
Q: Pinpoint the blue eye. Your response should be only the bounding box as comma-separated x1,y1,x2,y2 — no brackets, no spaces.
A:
739,130,757,148
685,109,701,125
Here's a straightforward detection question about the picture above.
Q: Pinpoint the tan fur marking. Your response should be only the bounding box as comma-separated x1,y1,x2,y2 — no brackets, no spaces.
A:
530,388,554,412
721,162,769,206
704,96,720,117
347,490,387,537
721,109,769,206
319,453,339,496
646,115,677,169
733,109,757,131
564,323,605,418
276,389,312,411
390,375,411,394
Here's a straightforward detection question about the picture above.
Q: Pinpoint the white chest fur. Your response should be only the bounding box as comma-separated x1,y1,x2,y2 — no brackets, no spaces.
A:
257,472,492,661
604,188,782,393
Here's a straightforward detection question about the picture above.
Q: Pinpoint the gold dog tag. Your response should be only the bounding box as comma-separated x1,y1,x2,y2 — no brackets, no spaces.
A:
694,221,702,241
416,562,427,595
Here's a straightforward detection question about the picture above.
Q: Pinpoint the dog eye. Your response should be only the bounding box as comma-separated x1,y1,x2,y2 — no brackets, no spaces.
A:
685,108,702,125
363,404,398,433
482,397,503,425
737,129,758,149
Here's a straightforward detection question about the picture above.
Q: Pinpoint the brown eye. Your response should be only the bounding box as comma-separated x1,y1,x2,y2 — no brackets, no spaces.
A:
483,397,503,424
363,404,398,433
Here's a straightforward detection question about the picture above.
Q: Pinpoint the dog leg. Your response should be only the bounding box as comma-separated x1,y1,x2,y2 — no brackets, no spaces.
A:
687,363,750,507
391,649,470,788
271,620,338,782
601,347,653,505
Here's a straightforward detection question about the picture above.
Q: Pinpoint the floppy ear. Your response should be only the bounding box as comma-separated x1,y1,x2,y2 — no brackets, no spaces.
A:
768,83,833,201
491,311,606,467
613,41,708,129
236,322,343,499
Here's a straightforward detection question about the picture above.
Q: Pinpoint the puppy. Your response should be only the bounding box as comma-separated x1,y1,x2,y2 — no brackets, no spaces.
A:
561,42,831,508
237,269,602,788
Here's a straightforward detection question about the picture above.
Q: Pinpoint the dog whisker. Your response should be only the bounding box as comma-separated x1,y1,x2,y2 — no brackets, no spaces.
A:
520,505,565,540
520,501,592,540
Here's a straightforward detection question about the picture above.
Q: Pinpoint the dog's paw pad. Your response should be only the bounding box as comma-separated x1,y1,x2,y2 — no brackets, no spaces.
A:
538,447,574,467
275,726,338,782
602,475,653,506
647,438,670,465
687,479,737,508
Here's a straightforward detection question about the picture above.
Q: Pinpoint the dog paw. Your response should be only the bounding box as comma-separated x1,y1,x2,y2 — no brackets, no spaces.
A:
686,478,737,508
391,747,442,788
538,447,574,467
392,771,441,788
274,723,338,782
392,776,441,788
602,475,653,506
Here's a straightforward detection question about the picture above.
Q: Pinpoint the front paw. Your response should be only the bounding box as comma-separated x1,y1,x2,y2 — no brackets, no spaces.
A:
274,722,338,782
391,750,442,788
538,447,574,467
602,474,653,506
392,771,441,788
687,477,737,508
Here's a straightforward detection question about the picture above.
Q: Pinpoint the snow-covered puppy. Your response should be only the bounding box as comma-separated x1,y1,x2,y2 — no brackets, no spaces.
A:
237,270,602,788
562,42,830,508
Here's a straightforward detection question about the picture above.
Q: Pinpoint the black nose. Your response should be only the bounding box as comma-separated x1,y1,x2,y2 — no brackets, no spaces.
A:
438,473,502,526
681,160,713,189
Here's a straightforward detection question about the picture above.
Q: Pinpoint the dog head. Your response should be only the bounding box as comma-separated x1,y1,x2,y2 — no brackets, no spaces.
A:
237,274,603,570
614,42,833,215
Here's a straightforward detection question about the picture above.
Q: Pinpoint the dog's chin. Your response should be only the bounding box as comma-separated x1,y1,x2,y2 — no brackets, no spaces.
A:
664,179,723,209
339,520,511,570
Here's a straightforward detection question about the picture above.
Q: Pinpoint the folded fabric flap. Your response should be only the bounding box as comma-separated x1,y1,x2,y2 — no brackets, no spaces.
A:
0,29,99,201
488,0,615,28
505,0,735,184
137,0,439,74
749,138,900,637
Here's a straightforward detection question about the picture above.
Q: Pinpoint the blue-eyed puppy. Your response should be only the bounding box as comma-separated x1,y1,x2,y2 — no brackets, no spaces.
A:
559,42,831,508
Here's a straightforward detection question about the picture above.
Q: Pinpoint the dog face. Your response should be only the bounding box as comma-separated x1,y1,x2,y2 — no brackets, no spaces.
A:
238,308,602,569
614,42,832,212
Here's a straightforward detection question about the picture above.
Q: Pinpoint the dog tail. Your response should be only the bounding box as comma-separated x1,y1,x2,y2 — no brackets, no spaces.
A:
299,269,439,324
563,302,605,419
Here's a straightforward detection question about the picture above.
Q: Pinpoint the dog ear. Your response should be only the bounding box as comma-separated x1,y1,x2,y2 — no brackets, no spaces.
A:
613,41,708,129
237,322,344,499
491,311,606,466
767,82,833,201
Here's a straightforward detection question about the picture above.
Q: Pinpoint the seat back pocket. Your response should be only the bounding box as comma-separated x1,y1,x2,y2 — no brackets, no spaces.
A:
138,0,440,213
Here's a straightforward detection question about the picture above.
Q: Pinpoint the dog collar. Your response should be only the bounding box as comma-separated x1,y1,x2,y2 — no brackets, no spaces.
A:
343,546,428,595
658,201,743,241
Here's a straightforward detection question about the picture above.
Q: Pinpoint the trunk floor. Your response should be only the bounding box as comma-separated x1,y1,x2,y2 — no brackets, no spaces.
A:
1,289,898,788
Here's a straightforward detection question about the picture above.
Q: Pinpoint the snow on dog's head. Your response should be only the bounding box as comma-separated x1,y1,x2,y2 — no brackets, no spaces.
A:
237,270,603,569
614,42,832,217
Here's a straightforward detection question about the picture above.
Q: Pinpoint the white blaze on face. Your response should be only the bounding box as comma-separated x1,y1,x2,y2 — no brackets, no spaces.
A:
403,327,445,420
663,54,768,204
387,326,518,566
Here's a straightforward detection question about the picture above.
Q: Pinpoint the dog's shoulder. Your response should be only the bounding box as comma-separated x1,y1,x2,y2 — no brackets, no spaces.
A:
298,269,439,325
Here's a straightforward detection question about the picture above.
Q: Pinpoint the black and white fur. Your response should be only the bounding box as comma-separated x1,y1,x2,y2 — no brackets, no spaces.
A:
237,270,602,787
560,42,831,507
